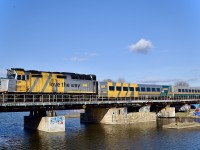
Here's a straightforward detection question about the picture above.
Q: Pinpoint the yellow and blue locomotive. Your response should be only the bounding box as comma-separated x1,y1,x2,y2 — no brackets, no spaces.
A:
0,68,97,94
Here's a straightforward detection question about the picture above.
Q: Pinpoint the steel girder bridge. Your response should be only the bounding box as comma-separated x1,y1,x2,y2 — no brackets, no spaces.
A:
0,93,200,112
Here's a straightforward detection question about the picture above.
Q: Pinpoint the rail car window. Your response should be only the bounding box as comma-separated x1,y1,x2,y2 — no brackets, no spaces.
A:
198,90,200,93
152,88,156,92
182,89,185,92
178,89,181,92
109,86,115,91
26,75,29,80
116,86,122,91
136,87,140,91
189,89,191,93
185,89,188,92
147,88,151,92
195,90,198,93
157,88,161,92
8,74,16,79
123,87,128,91
192,89,195,93
129,87,134,91
141,87,146,92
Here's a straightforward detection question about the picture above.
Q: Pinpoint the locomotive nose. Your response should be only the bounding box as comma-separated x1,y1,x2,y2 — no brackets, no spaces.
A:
0,79,9,92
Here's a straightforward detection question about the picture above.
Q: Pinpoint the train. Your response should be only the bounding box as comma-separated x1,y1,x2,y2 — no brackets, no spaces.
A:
1,68,200,99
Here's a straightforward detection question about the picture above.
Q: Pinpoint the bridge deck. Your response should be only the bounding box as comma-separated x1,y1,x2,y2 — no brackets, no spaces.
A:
0,94,199,112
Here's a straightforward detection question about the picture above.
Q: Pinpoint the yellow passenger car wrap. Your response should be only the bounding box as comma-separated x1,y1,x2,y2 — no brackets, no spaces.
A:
100,82,136,98
133,83,138,97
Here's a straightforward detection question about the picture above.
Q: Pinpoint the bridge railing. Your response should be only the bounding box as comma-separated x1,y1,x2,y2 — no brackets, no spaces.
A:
0,93,200,104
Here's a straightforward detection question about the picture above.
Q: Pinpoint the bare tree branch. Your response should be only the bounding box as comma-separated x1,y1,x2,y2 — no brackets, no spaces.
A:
174,81,190,87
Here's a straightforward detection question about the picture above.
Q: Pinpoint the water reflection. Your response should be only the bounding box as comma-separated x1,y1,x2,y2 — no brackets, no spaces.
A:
1,112,200,150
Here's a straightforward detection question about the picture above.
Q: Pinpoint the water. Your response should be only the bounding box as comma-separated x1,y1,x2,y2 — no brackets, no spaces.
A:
1,112,200,150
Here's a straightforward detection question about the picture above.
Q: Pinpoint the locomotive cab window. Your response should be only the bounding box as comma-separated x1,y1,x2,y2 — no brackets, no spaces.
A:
22,75,25,80
109,86,115,91
17,75,25,80
17,75,21,80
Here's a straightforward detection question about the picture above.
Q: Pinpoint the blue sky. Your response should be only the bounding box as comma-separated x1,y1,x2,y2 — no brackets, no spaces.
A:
0,0,200,86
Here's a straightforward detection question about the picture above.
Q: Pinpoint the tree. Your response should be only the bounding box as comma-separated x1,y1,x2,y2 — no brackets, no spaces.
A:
103,79,113,82
117,78,126,83
174,81,189,87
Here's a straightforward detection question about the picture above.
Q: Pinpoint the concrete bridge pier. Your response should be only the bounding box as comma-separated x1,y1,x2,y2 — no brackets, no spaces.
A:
80,106,156,124
24,110,65,132
157,105,175,118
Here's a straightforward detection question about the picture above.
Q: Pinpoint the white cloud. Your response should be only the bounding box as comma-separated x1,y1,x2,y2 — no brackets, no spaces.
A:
70,56,88,62
128,38,153,54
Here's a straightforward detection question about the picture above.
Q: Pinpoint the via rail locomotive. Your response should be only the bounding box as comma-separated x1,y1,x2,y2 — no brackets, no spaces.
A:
0,68,97,94
1,68,200,99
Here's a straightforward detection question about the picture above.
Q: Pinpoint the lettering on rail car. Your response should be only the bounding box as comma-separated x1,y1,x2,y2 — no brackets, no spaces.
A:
50,82,80,88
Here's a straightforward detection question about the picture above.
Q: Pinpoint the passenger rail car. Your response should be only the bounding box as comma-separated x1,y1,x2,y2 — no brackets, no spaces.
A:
0,68,97,94
98,82,172,98
173,86,200,99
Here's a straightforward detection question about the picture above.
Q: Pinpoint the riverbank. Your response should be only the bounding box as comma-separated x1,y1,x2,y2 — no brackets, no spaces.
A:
163,122,200,129
176,110,200,118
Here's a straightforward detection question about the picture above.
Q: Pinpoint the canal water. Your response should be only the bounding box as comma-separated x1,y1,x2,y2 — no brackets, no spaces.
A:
1,111,200,150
